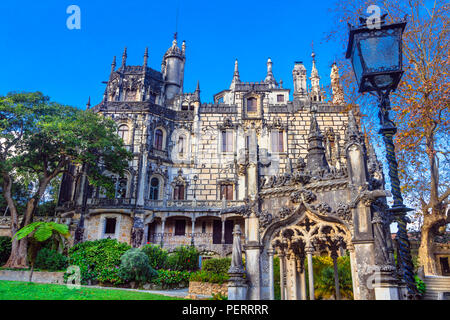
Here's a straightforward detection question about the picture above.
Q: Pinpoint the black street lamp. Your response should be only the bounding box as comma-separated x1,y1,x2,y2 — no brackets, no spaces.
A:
346,16,419,299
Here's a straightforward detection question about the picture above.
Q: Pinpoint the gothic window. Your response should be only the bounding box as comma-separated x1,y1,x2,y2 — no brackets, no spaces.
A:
277,94,284,102
149,177,160,200
173,184,185,200
154,129,164,150
271,130,284,152
178,135,185,155
181,104,189,111
220,184,233,200
190,104,194,111
105,218,117,235
118,125,129,144
247,97,257,112
174,219,186,236
221,130,233,152
116,177,128,198
245,135,250,150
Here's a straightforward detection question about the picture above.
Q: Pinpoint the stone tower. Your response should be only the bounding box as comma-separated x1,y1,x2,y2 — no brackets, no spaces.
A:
161,33,186,101
292,61,307,99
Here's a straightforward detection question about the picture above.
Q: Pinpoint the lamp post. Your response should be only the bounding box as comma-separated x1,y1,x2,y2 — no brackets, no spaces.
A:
346,16,418,299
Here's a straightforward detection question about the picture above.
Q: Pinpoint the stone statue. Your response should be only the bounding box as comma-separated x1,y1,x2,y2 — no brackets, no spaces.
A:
229,224,244,273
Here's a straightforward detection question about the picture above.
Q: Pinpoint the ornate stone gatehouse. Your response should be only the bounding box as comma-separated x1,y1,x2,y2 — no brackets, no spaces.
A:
224,111,404,300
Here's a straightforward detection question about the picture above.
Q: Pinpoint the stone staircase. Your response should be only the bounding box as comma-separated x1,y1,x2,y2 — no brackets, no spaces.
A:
423,276,450,300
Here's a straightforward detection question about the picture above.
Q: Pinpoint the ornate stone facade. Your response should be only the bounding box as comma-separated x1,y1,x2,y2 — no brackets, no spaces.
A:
54,35,402,299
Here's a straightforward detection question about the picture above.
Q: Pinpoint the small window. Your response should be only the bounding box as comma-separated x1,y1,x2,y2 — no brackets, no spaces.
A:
271,130,284,152
150,177,159,200
154,129,164,150
181,104,188,111
178,135,185,154
202,221,206,233
173,184,185,200
174,220,186,236
221,131,233,152
116,177,127,198
118,125,129,143
247,97,257,112
217,97,224,104
105,218,116,234
277,94,284,102
220,184,233,200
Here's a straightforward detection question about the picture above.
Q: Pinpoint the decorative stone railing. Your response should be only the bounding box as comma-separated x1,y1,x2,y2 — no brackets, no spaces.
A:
88,198,136,206
0,216,58,226
144,199,245,210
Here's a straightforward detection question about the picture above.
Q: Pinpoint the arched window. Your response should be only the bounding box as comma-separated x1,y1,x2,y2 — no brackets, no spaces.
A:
154,129,164,150
149,177,160,200
116,177,128,198
173,184,185,200
178,135,185,154
118,125,129,144
247,97,257,112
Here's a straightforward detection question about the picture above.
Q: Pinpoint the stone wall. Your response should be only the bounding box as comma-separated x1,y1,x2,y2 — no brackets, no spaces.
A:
0,270,65,284
188,281,228,297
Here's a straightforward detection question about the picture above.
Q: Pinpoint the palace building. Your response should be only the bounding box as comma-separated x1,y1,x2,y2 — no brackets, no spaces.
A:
57,35,354,258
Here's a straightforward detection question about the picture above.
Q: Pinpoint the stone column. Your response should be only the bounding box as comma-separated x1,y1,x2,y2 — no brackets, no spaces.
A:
306,245,315,300
191,218,196,246
331,250,341,300
299,259,307,300
221,218,226,244
349,247,360,300
268,248,275,300
279,253,286,300
160,218,166,248
288,254,299,300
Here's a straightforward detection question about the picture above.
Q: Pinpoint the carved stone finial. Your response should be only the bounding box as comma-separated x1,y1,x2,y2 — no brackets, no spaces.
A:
229,225,244,273
305,114,329,172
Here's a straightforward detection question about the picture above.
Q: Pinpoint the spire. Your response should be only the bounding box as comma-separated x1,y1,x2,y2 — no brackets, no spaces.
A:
230,59,240,89
86,97,91,110
195,80,200,93
182,40,186,55
110,56,116,74
330,62,344,105
264,57,277,87
305,113,329,172
143,47,149,68
121,47,127,68
309,42,323,102
346,110,362,144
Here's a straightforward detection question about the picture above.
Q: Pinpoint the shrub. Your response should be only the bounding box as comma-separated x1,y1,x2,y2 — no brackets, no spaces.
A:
152,269,190,288
273,256,280,300
65,238,131,285
415,275,426,295
211,292,228,300
166,245,199,271
202,258,231,274
190,270,229,284
141,244,168,270
0,236,12,266
118,248,157,286
34,248,68,271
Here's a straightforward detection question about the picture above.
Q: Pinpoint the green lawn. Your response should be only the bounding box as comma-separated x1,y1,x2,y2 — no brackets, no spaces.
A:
0,280,185,300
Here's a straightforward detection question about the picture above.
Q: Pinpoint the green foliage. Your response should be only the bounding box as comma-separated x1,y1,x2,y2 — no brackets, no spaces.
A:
202,258,231,274
0,236,12,266
189,270,229,284
273,256,280,300
34,248,68,271
14,221,70,243
141,244,168,270
310,255,353,300
66,239,131,285
415,275,426,295
165,245,199,271
118,248,157,285
151,269,191,287
211,292,228,300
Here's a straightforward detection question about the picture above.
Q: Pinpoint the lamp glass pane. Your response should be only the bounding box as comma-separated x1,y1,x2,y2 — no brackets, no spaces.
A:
352,45,363,84
359,33,399,73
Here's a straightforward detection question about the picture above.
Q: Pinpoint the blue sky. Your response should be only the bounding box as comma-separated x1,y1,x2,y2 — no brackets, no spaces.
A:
1,0,343,108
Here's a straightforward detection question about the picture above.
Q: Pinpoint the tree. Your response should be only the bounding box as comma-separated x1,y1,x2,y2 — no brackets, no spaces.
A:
327,0,449,275
0,92,133,268
13,221,70,282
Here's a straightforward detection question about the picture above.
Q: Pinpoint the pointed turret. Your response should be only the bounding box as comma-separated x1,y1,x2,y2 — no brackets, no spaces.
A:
293,61,307,98
264,57,277,88
86,97,91,110
346,110,362,144
305,113,329,172
143,47,149,69
330,62,344,105
309,49,324,102
121,47,127,68
162,33,186,100
110,56,116,74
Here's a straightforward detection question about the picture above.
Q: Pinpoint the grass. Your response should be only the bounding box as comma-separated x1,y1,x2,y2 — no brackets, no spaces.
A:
0,280,186,300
